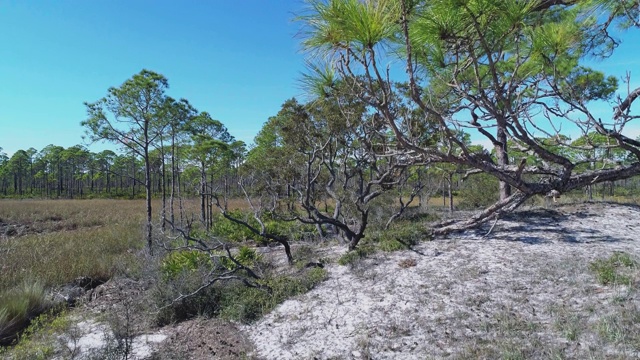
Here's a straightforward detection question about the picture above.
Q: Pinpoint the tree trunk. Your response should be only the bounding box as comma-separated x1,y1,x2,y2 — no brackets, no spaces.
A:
170,134,176,230
145,148,153,250
160,140,167,231
200,161,207,230
442,175,446,207
495,122,511,200
448,173,454,213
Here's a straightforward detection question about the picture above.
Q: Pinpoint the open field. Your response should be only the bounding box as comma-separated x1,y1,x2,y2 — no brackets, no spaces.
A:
1,199,640,359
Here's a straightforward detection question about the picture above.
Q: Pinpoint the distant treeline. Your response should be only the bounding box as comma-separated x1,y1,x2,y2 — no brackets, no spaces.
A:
0,143,244,200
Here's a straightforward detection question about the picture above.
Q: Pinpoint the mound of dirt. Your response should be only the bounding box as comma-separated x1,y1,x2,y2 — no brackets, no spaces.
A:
152,318,255,360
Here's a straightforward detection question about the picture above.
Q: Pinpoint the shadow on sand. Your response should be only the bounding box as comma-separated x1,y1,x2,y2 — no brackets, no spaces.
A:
463,206,630,245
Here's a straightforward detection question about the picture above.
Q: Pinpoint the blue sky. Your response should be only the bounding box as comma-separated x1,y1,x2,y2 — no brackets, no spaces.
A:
0,1,307,156
0,1,639,157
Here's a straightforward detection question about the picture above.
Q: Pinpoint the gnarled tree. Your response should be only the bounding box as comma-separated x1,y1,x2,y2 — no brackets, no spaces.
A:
299,0,640,234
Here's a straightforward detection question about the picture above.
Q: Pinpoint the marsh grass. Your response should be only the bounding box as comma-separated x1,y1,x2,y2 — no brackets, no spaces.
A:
0,199,151,346
0,200,146,290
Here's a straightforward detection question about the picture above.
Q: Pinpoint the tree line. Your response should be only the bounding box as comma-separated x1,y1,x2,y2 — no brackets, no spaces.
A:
0,143,241,200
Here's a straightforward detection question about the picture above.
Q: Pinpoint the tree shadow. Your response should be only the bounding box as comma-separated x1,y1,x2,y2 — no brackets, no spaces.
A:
466,207,626,245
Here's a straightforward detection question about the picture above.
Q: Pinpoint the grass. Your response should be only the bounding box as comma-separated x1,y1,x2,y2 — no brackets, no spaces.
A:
0,309,72,360
0,282,52,346
0,200,145,290
589,251,638,286
596,304,640,348
554,313,582,341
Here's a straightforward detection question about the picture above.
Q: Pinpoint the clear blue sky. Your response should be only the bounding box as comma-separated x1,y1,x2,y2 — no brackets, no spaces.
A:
0,1,639,157
0,1,307,156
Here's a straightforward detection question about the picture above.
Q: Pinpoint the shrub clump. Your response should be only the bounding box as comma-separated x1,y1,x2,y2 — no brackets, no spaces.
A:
210,211,317,243
336,222,431,266
371,223,431,252
210,211,260,242
161,250,213,280
337,245,377,266
160,246,264,281
218,267,327,323
154,248,326,325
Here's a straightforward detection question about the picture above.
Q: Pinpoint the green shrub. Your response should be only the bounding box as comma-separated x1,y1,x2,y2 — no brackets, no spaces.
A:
161,250,213,280
154,267,221,326
219,267,327,323
210,211,317,243
235,246,262,266
214,246,263,271
160,246,262,281
265,219,313,241
371,223,431,252
210,210,260,242
458,173,499,209
154,266,327,325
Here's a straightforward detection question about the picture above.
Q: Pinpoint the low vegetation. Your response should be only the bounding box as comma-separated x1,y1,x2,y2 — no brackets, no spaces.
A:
590,252,639,286
337,221,432,266
2,0,640,357
0,198,334,357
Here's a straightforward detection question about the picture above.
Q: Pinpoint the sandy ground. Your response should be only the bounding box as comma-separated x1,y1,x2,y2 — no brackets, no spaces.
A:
244,202,640,359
